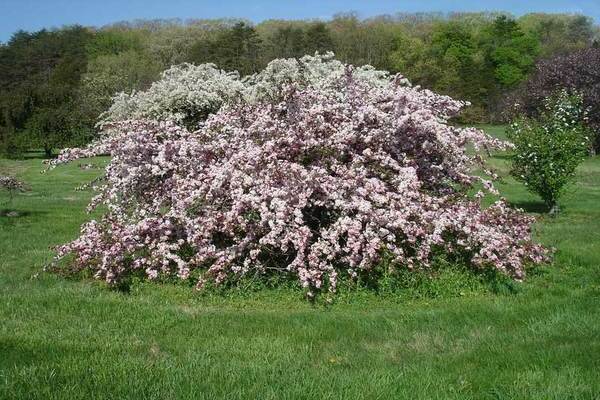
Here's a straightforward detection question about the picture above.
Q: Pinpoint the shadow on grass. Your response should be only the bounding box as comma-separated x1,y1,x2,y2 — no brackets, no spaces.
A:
0,337,96,370
4,150,56,160
510,200,549,214
490,153,513,161
23,151,53,160
0,209,48,218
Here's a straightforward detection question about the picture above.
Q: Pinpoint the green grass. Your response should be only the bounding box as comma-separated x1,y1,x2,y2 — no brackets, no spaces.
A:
1,126,599,399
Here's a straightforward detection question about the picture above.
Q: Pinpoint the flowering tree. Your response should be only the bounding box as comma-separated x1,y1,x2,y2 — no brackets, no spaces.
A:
508,90,591,213
0,175,29,204
49,53,549,296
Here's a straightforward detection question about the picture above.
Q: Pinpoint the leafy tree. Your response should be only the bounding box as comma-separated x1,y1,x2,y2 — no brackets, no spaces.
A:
78,50,162,126
304,22,334,54
519,14,595,56
388,31,434,86
271,25,306,59
389,22,490,121
430,23,478,94
329,14,401,68
85,29,144,58
566,15,595,45
144,19,236,66
25,105,72,157
481,16,540,88
189,22,262,75
0,26,93,157
508,90,591,212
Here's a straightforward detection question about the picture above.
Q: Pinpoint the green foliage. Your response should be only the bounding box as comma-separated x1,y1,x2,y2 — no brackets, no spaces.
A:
78,50,162,125
388,31,432,84
85,29,144,58
329,13,401,68
388,15,542,121
189,22,262,75
520,14,595,56
0,26,93,157
508,90,591,211
0,12,597,155
188,20,333,76
429,22,480,97
267,25,307,59
304,22,335,54
480,16,540,88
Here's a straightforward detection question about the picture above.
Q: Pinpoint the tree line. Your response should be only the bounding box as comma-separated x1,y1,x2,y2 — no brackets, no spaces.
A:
0,11,598,157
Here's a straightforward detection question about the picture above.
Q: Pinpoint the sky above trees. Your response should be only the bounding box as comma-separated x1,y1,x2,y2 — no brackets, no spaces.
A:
1,0,599,42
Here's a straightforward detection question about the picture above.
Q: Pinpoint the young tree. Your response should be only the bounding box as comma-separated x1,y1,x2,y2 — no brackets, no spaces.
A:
508,90,591,213
0,175,29,205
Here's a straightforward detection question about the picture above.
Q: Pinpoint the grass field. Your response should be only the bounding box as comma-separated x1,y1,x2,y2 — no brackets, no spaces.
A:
1,126,599,399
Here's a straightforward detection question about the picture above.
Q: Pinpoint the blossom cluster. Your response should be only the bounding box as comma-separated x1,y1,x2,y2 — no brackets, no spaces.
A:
0,175,27,191
50,53,549,294
100,63,244,129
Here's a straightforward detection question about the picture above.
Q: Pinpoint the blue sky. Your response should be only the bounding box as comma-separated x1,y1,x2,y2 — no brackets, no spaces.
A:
1,0,599,42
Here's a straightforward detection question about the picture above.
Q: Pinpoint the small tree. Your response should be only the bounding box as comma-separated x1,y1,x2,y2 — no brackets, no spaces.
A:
0,175,28,204
508,90,591,213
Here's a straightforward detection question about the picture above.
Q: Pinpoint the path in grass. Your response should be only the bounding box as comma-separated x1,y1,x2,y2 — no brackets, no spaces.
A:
1,126,599,399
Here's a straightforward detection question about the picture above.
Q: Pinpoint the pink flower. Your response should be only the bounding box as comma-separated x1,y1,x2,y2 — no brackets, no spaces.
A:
49,54,549,295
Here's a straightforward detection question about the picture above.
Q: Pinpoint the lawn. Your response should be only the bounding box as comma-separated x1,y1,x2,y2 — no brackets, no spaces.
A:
1,126,599,399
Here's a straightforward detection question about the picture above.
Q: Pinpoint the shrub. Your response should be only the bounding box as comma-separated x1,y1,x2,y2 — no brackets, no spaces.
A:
508,90,591,212
48,53,549,296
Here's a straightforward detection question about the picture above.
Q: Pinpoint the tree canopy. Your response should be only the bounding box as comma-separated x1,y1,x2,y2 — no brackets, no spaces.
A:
0,12,597,156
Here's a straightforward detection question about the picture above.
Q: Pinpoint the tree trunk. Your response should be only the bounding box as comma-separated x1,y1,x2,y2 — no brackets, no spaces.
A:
44,144,52,159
